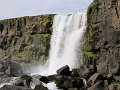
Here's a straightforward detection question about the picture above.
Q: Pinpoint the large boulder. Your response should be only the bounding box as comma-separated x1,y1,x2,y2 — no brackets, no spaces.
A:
39,76,49,84
34,84,48,90
88,81,104,90
48,74,85,89
77,66,90,79
15,75,33,88
57,65,71,76
87,73,101,87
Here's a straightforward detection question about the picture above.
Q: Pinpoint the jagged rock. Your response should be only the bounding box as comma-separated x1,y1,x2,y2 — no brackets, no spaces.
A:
71,69,79,77
108,83,119,90
48,74,85,89
88,81,104,90
104,80,109,90
15,75,33,88
34,84,48,90
0,85,32,90
77,66,90,80
57,65,71,76
87,73,101,87
39,76,49,84
107,74,116,84
6,61,23,77
47,74,60,83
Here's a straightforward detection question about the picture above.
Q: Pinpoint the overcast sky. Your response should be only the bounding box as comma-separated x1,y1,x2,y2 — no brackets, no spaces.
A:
0,0,93,20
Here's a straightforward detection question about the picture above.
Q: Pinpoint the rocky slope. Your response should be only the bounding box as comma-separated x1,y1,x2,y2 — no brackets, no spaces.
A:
83,0,120,89
0,14,54,64
85,0,120,74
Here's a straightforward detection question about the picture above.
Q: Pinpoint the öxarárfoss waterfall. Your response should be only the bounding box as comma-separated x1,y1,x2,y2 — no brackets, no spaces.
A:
48,10,87,74
26,10,87,75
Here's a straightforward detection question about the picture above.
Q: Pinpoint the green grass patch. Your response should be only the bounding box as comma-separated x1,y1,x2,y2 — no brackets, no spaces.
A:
83,51,96,59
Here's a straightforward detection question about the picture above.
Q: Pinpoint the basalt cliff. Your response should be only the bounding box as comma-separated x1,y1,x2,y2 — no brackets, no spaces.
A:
85,0,120,74
0,15,54,64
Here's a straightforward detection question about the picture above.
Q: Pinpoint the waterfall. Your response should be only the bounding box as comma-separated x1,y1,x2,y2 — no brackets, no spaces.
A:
48,10,87,74
23,10,87,75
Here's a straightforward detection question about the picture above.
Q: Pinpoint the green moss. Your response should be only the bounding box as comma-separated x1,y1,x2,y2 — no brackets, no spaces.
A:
42,16,54,27
84,23,99,51
39,55,48,61
14,50,32,57
87,2,97,14
83,51,96,63
83,51,96,58
88,23,98,31
28,36,33,44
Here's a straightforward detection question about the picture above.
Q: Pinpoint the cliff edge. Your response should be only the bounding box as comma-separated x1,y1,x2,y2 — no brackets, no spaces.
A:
85,0,120,74
0,14,54,64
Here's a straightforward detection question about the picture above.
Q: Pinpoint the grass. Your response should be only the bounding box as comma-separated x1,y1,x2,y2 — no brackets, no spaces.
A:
83,51,96,58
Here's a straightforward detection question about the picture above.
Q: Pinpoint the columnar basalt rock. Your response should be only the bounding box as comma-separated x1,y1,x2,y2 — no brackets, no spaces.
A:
84,0,120,89
0,14,54,64
85,0,120,74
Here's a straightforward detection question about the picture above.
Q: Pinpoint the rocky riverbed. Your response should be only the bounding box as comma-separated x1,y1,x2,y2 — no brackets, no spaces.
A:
0,61,120,90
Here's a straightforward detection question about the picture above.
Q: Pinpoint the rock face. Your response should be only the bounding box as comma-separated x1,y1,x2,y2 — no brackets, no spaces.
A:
85,0,120,74
0,14,54,63
0,61,23,77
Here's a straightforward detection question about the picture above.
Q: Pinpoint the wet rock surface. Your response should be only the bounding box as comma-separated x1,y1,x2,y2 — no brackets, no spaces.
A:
0,65,87,90
0,65,120,90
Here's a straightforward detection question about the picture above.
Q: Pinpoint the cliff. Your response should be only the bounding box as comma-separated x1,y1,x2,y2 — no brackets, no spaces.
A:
85,0,120,74
0,14,54,64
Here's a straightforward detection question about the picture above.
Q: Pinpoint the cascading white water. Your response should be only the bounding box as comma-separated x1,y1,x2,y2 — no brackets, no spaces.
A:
23,10,87,76
48,10,87,74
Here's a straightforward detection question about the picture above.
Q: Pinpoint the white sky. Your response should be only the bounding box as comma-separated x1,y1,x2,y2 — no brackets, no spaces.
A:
0,0,93,20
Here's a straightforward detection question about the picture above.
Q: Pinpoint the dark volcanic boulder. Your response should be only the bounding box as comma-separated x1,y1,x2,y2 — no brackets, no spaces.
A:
0,85,32,90
15,75,33,88
48,74,85,89
71,69,79,77
57,65,71,76
87,73,101,87
34,84,48,90
39,76,49,84
88,81,104,90
77,66,90,80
